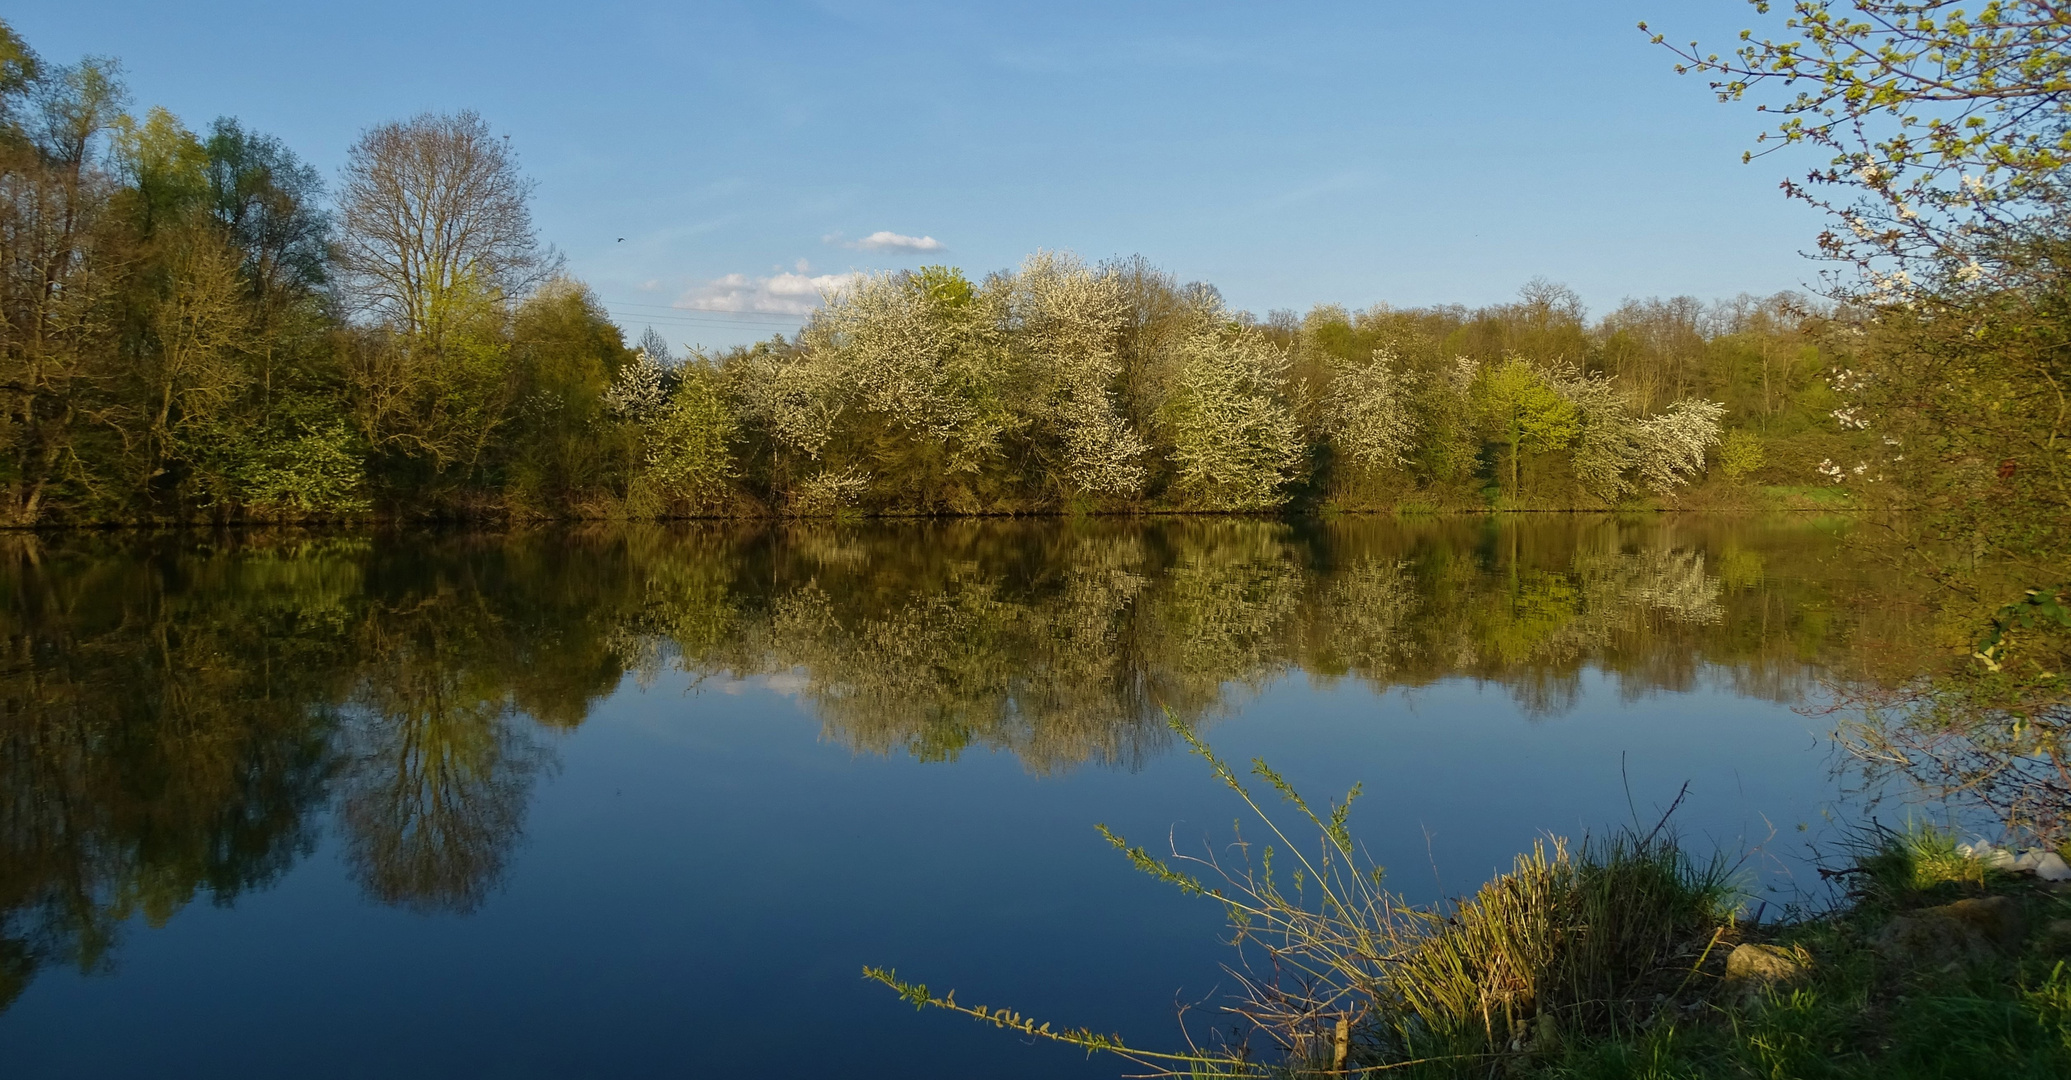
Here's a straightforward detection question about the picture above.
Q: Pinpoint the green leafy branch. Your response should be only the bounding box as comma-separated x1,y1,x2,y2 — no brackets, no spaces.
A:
861,966,1254,1075
1974,584,2071,674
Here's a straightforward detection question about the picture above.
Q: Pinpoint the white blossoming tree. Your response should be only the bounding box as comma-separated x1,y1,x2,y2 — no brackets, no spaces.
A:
1322,348,1422,473
603,348,670,425
731,343,850,463
1159,315,1304,511
799,266,1018,480
1010,252,1148,500
1548,362,1640,503
1632,398,1725,494
1542,361,1726,502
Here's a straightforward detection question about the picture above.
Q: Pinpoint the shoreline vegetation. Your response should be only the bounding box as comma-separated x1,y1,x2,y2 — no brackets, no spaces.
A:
0,499,1874,530
871,719,2071,1078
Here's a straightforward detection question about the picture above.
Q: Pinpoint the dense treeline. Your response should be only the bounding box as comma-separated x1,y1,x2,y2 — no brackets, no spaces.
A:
664,264,1867,516
0,516,1913,1008
0,22,1887,524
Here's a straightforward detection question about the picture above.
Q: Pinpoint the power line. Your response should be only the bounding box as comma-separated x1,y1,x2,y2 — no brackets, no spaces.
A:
607,310,803,325
605,318,805,336
599,298,811,323
599,307,805,323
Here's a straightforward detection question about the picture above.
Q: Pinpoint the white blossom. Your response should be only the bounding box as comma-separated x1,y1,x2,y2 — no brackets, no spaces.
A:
1011,251,1147,497
1160,316,1303,510
732,346,849,460
604,349,670,424
790,466,871,516
799,269,1016,474
1547,362,1639,502
1323,348,1422,471
1631,398,1724,494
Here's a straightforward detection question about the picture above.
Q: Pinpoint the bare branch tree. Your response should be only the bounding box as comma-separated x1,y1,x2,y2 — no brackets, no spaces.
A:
336,111,551,338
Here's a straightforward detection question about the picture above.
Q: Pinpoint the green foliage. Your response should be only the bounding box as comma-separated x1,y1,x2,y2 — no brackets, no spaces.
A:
112,105,210,235
1651,1,2071,281
502,279,632,510
1718,428,1767,481
1854,821,1991,901
1479,357,1580,500
1840,581,2071,842
1974,586,2071,675
639,366,738,513
196,399,370,517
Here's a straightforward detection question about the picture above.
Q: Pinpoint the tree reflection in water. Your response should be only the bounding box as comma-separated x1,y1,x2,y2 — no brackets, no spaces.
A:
0,516,1906,1009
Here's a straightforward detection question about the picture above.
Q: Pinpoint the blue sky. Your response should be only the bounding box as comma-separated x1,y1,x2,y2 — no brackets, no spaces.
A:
17,1,1822,349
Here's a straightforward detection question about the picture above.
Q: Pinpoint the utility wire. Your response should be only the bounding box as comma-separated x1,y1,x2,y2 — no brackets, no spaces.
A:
598,301,812,329
607,311,804,326
602,299,807,319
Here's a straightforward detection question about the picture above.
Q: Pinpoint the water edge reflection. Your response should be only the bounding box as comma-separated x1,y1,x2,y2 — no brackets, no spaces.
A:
0,515,1917,1011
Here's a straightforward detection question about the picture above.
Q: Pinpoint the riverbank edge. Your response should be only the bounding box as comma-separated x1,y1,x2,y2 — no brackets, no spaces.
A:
0,489,1871,530
1521,828,2071,1079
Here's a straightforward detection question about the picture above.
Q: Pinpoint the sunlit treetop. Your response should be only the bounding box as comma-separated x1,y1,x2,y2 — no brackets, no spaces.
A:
1644,1,2071,292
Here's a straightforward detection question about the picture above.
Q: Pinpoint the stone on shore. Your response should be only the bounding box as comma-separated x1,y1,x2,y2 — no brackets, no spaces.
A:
1724,943,1809,991
1876,895,2026,968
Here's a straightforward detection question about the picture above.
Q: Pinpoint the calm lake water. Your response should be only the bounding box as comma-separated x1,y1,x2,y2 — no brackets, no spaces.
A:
0,516,1905,1077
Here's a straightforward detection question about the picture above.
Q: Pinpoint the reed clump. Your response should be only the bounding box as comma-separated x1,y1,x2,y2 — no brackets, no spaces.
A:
1385,831,1738,1068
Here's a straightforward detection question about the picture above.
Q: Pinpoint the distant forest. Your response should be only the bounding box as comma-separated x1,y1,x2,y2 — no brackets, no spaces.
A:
0,22,1887,524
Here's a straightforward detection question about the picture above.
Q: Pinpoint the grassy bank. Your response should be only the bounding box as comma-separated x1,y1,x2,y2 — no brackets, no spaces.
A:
870,721,2071,1078
1539,827,2071,1080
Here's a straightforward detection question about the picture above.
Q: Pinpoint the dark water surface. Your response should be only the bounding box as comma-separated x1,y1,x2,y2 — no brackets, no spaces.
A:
0,516,1903,1077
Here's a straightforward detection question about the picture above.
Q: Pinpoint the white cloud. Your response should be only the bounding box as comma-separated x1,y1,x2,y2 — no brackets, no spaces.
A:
849,230,944,252
676,270,863,315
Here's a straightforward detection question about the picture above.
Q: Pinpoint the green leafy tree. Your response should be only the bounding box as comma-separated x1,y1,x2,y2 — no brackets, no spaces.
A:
639,366,739,514
1718,427,1767,481
1477,358,1579,501
502,278,631,511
